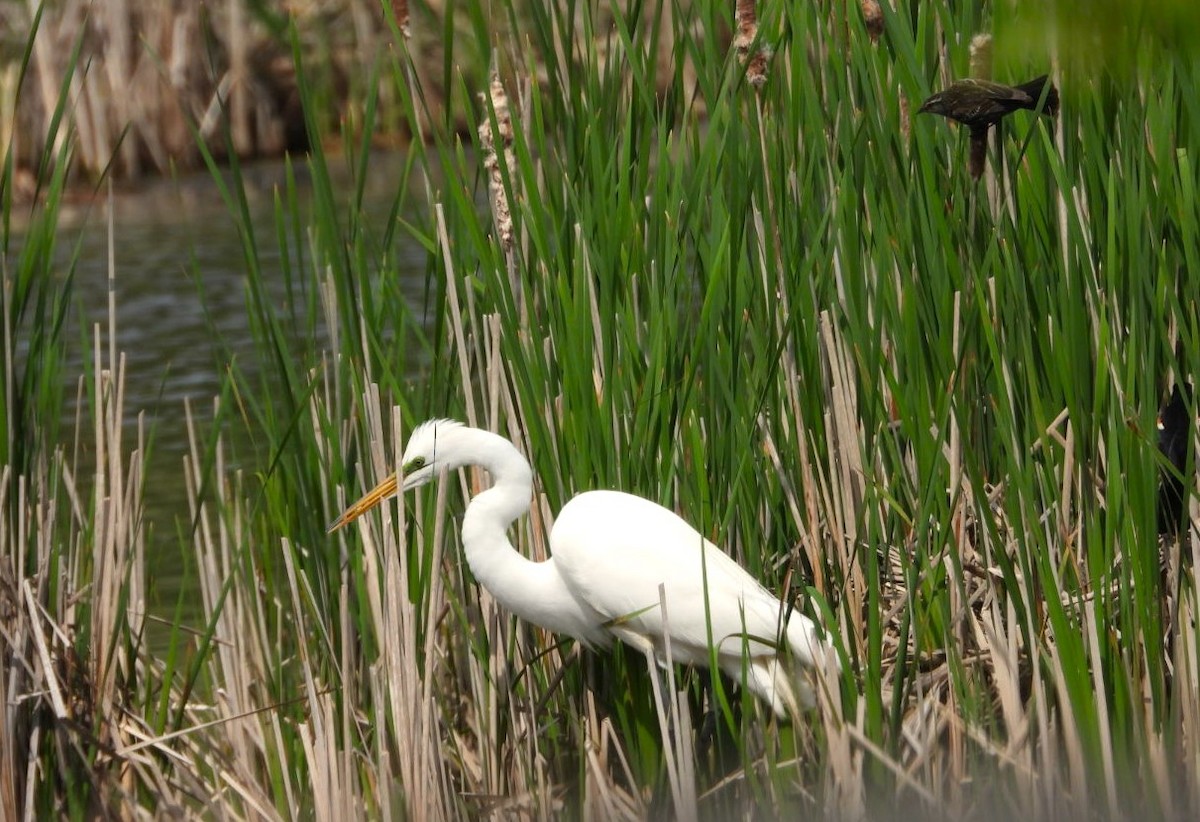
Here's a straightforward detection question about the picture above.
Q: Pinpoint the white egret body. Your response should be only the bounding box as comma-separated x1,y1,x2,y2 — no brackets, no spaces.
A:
330,419,836,716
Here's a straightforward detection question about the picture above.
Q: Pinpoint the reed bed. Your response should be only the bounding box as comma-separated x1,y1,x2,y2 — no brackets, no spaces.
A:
4,0,1200,819
0,0,410,187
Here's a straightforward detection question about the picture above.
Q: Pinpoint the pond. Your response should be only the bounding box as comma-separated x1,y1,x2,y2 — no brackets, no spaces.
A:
48,150,428,630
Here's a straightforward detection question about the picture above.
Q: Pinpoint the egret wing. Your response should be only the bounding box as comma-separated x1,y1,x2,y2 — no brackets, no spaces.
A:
550,490,821,667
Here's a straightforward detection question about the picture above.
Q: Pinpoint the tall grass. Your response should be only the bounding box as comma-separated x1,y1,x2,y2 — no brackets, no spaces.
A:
5,0,1200,819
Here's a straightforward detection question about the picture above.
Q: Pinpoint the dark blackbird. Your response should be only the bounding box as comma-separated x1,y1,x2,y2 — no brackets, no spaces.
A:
919,76,1059,128
1158,384,1194,535
919,76,1059,179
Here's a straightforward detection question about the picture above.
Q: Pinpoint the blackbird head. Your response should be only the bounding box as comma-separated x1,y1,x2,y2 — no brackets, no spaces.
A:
918,93,948,116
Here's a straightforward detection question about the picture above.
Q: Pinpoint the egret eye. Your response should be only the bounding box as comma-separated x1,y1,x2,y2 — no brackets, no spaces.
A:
405,456,427,472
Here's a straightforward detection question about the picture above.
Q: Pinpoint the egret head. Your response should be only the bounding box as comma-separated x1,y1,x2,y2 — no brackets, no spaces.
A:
397,419,465,491
327,418,465,532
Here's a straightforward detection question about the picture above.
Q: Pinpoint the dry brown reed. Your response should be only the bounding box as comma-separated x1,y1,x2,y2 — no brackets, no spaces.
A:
1,2,705,193
0,0,412,189
2,193,152,816
5,1,284,182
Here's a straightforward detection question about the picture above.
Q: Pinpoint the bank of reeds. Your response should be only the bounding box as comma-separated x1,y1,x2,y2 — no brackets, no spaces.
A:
1,0,412,191
0,0,697,194
4,0,1200,818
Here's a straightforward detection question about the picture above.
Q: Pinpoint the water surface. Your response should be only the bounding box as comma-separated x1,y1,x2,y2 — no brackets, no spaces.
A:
49,151,427,624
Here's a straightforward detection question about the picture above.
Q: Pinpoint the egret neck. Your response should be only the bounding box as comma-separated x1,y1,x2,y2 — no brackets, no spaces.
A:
454,427,605,644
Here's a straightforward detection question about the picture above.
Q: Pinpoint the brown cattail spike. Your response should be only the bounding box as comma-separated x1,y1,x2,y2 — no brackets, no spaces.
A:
861,1,884,44
478,73,515,254
391,0,410,39
969,34,992,81
734,0,769,88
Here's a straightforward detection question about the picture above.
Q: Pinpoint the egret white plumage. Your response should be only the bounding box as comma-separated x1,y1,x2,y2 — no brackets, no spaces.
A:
329,419,838,717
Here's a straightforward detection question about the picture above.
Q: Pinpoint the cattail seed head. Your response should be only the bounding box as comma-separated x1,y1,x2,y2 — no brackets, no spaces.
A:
861,1,884,44
734,0,769,88
478,73,516,255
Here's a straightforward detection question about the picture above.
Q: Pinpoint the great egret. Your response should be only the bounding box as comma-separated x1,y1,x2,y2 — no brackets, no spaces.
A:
329,419,838,717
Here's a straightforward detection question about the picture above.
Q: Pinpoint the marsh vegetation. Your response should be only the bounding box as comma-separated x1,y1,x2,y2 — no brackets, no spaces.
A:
2,1,1200,819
